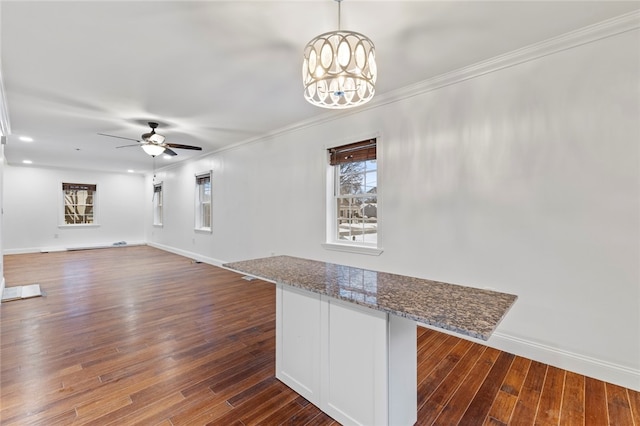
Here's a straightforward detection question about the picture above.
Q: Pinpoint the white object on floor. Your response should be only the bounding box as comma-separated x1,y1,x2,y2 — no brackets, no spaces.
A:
1,284,42,302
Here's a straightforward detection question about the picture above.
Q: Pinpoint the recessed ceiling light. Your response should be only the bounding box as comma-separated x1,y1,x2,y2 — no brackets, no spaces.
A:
19,136,33,142
22,160,33,164
163,155,172,160
127,169,135,173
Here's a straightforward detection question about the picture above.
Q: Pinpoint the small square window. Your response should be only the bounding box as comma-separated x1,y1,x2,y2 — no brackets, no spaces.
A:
62,183,96,225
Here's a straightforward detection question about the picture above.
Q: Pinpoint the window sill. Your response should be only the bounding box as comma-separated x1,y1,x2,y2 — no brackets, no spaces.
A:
153,224,163,228
321,243,383,256
194,227,212,234
58,224,100,228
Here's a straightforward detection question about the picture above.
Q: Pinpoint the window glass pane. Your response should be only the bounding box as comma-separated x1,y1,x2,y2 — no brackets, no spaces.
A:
336,196,377,244
202,203,211,228
339,162,365,195
364,171,377,193
361,199,377,218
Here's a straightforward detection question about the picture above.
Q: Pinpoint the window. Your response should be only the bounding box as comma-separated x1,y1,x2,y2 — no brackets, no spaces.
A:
195,172,212,231
327,139,378,249
153,183,163,226
62,182,96,225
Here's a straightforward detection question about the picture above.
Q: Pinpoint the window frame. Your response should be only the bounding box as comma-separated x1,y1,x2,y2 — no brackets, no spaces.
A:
194,171,212,233
323,137,383,256
153,182,163,227
59,182,99,227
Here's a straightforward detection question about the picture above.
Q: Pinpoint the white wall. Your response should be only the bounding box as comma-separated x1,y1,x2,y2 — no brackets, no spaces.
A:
4,165,146,253
0,143,4,296
147,26,640,391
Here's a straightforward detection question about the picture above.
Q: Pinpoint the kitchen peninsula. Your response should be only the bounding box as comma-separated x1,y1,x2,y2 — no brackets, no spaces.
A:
224,255,517,426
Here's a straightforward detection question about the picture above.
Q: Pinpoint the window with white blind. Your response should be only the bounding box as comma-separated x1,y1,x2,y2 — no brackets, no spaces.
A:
62,182,96,225
195,172,212,231
153,183,163,226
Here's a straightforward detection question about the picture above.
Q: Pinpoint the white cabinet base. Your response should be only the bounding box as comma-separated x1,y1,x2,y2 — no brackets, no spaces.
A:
276,285,321,403
276,284,417,426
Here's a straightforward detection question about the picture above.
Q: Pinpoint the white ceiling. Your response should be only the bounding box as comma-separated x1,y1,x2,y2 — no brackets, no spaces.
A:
2,1,638,174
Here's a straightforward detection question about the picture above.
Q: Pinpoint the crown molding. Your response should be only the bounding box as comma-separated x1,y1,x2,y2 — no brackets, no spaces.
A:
373,10,640,108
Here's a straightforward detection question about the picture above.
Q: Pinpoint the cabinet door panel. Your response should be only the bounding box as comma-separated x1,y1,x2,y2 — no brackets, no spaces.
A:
276,284,321,402
322,297,388,426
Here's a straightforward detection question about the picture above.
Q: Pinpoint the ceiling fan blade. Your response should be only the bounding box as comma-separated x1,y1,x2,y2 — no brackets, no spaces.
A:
98,133,141,142
116,144,141,149
165,143,202,151
163,148,178,156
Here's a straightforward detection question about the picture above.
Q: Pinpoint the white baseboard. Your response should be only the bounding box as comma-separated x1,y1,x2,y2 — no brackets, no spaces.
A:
3,241,146,255
146,242,227,268
4,247,53,255
489,331,640,392
419,322,640,392
0,277,5,302
65,241,145,251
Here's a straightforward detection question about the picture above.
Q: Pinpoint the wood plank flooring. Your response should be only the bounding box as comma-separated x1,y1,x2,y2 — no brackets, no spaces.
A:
1,246,638,425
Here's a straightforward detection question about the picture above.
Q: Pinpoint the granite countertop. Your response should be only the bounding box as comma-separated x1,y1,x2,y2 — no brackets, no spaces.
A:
223,255,517,341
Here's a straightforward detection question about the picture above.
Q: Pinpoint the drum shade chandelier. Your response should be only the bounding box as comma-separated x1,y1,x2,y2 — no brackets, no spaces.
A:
302,0,376,109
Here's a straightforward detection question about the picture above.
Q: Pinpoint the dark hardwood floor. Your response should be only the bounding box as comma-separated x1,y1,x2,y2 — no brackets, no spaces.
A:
1,246,638,425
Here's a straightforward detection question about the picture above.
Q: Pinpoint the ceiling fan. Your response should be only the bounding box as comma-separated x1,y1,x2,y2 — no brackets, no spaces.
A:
98,122,203,157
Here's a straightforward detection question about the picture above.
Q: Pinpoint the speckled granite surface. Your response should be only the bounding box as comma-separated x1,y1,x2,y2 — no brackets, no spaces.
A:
223,255,517,341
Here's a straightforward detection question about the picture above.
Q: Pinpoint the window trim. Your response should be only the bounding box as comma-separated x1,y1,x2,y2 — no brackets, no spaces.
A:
194,170,212,233
321,242,384,256
60,181,99,226
324,135,383,256
153,182,163,227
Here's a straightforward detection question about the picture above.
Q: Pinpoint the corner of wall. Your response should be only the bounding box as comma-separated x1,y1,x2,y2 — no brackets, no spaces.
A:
147,241,227,268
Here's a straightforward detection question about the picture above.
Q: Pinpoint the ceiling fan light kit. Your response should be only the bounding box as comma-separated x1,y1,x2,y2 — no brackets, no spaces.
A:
99,122,202,158
302,0,376,109
141,143,166,157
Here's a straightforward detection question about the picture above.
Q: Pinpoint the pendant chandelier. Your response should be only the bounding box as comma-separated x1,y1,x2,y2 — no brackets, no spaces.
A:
302,0,376,109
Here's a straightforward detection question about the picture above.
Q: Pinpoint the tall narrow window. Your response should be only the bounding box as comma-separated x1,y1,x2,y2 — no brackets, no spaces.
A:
62,183,96,225
153,183,163,226
329,139,377,246
195,172,212,231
